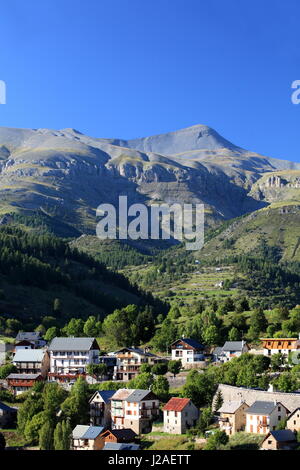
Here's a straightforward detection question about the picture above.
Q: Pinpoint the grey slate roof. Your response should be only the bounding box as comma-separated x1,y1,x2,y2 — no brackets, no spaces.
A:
49,337,98,351
171,338,205,350
108,429,137,440
126,389,154,402
89,390,115,404
269,430,297,442
13,349,46,362
7,373,41,380
218,400,247,414
246,401,283,416
213,346,224,355
115,347,158,358
81,426,104,439
16,331,42,342
103,442,140,450
72,425,89,439
222,341,247,352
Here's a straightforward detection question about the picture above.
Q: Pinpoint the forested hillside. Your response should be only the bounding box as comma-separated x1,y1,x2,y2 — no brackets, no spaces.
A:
0,226,167,331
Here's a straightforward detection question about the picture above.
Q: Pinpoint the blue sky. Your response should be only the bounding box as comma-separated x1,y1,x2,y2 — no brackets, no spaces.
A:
0,0,299,161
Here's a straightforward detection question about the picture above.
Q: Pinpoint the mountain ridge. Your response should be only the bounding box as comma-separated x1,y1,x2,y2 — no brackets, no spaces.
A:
0,124,299,235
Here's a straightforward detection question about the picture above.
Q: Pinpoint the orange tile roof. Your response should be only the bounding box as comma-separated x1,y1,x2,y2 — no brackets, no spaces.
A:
163,397,191,412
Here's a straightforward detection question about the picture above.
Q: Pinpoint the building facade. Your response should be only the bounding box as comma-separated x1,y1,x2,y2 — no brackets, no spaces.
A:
89,390,115,427
113,347,166,381
261,337,300,357
245,401,289,434
217,401,249,435
110,388,160,434
13,349,50,378
48,337,100,382
171,338,205,367
163,397,199,434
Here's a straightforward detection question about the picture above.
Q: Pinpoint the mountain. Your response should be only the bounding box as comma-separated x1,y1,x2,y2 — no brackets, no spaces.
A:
0,124,299,236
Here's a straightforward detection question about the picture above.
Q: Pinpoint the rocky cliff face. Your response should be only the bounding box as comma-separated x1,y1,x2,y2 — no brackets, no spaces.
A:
0,125,299,233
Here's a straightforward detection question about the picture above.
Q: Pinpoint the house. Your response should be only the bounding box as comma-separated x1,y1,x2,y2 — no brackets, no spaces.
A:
0,401,17,428
170,338,205,367
113,347,166,381
260,337,300,358
6,373,43,395
163,397,199,434
15,331,46,350
212,346,224,362
220,341,250,362
286,407,300,432
217,401,249,435
48,337,100,382
89,390,115,426
110,389,160,434
103,442,140,450
100,428,137,445
123,389,160,434
71,425,105,450
0,342,14,366
260,430,298,450
13,349,50,378
110,388,135,429
245,401,290,434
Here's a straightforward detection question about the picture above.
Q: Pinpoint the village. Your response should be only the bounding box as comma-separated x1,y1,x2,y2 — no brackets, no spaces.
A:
1,332,300,450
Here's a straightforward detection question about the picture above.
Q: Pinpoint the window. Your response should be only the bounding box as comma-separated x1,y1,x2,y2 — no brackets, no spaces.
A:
278,407,281,412
268,440,272,445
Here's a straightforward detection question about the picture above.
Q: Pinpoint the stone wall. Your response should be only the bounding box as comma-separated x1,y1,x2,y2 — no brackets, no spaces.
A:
213,384,300,414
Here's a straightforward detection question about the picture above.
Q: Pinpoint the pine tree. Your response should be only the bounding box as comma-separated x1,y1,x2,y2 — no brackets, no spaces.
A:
54,422,63,450
39,421,54,450
62,420,72,450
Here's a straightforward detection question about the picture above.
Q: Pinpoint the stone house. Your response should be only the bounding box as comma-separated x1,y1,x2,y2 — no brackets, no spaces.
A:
286,407,300,432
260,430,297,450
245,401,289,434
163,397,199,434
71,425,105,450
217,401,249,435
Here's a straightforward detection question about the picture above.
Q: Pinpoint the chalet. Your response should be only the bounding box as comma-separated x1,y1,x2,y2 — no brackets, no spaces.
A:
245,401,289,434
260,337,300,357
48,337,100,382
286,407,300,432
0,401,17,428
171,338,205,366
6,373,43,395
113,347,165,381
217,401,249,435
71,425,105,450
100,428,137,445
163,397,199,434
89,390,115,427
260,430,297,450
15,331,46,350
103,442,140,450
13,349,50,378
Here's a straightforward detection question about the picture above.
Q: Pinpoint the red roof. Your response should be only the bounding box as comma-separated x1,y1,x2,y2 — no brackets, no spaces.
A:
163,397,191,412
